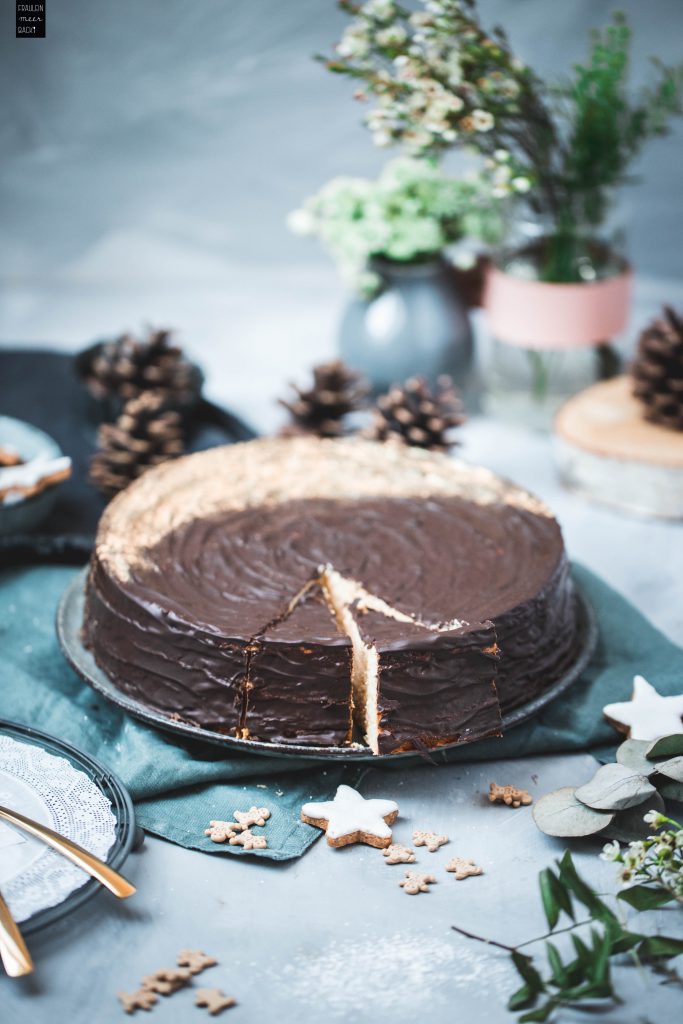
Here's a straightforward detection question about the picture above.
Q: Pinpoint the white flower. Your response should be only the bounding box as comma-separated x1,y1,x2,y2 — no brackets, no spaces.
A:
644,809,667,827
471,109,494,132
337,26,371,60
494,149,510,162
376,27,407,48
372,129,393,147
623,843,647,869
511,176,531,193
287,208,315,236
363,0,396,22
600,840,621,862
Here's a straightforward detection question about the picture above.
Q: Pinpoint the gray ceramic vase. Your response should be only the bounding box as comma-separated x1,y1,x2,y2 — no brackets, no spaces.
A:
338,255,473,394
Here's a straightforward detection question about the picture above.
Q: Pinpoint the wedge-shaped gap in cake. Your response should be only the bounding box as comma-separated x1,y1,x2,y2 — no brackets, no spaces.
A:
320,566,502,755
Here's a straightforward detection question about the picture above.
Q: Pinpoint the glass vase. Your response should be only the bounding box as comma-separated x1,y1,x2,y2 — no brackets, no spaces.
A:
481,214,632,430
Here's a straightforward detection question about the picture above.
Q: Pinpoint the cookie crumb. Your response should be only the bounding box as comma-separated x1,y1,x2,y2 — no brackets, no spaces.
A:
233,806,270,829
205,821,239,843
195,988,237,1015
399,870,436,895
489,783,532,808
412,830,449,852
446,857,483,880
177,949,217,975
140,968,192,995
118,989,158,1014
382,843,415,865
229,829,268,850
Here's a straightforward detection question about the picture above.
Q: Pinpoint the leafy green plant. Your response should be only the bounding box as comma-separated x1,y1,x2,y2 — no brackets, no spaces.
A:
452,846,683,1023
324,1,683,282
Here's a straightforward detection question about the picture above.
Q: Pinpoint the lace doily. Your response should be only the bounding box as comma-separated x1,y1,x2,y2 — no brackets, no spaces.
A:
0,736,117,923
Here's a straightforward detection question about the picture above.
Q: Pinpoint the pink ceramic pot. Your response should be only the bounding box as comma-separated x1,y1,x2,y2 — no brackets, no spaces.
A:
483,265,633,350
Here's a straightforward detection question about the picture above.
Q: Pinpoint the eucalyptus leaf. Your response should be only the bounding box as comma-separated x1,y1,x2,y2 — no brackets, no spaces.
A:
533,787,614,838
646,734,683,759
658,779,683,802
616,739,658,776
574,763,656,811
654,755,683,783
599,791,666,842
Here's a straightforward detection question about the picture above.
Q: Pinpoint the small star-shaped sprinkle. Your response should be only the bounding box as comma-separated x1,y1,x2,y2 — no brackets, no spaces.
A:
446,857,483,880
603,675,683,741
399,871,436,895
382,843,416,864
301,784,398,848
412,830,449,852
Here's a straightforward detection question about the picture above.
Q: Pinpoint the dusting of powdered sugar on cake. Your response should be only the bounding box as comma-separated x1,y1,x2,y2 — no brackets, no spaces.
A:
273,930,513,1016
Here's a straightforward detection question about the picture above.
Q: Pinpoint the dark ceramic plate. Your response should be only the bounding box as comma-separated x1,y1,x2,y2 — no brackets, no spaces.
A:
0,719,139,935
57,568,599,762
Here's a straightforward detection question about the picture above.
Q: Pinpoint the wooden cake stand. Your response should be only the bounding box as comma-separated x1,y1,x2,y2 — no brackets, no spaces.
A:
554,376,683,519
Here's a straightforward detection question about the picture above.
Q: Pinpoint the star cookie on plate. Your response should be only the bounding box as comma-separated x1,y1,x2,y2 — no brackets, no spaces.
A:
301,784,398,848
603,675,683,741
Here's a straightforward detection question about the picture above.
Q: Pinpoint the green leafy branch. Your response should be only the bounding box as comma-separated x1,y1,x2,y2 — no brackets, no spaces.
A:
452,850,683,1023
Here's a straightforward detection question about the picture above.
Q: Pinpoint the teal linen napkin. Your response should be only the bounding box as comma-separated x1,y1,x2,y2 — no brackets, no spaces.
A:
0,563,681,859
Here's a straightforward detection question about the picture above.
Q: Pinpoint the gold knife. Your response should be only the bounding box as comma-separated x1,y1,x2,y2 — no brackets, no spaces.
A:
0,805,136,900
0,889,33,977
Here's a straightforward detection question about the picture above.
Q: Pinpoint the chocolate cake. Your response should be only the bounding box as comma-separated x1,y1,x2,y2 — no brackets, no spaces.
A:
84,437,580,754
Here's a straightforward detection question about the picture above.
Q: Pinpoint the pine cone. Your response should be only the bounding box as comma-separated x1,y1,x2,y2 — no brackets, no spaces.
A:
81,328,199,409
279,359,369,438
366,376,465,452
632,307,683,431
90,392,185,499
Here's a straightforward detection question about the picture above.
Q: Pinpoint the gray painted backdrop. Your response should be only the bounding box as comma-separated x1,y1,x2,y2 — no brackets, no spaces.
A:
1,0,683,297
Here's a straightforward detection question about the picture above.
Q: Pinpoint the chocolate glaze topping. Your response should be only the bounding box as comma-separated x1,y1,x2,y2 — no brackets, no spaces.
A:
84,438,580,753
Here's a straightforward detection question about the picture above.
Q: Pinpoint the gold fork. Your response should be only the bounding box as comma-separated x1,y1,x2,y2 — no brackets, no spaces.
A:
0,805,136,899
0,888,33,976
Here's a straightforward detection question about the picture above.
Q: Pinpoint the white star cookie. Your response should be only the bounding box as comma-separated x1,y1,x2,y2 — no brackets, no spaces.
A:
603,675,683,741
301,784,398,848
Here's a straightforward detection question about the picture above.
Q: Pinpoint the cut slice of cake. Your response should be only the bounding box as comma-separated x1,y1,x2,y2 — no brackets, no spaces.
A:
243,581,354,747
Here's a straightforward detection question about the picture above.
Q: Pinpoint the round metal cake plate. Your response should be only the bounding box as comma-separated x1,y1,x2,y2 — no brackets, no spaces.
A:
57,568,598,763
0,718,138,936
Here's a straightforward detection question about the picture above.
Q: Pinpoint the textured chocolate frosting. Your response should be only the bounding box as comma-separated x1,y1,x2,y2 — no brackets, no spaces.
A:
84,437,580,753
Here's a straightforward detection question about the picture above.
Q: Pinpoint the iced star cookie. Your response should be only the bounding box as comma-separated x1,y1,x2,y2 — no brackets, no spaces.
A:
603,675,683,741
301,784,398,848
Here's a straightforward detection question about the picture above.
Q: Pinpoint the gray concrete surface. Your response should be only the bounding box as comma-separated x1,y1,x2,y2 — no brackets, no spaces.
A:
4,753,683,1024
